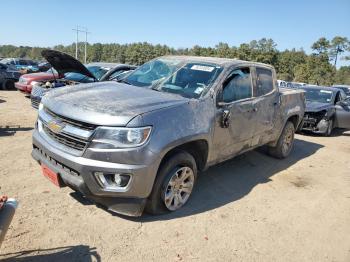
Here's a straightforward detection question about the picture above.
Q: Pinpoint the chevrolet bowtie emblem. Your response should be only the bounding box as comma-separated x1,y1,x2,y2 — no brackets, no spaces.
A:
47,120,65,134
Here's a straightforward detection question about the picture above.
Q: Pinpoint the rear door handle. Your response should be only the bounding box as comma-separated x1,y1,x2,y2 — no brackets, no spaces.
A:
252,107,258,112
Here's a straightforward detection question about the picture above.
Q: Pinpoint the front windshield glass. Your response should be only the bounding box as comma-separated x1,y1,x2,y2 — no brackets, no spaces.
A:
304,89,333,103
155,63,223,98
125,58,223,98
125,58,181,87
64,65,108,82
87,66,109,80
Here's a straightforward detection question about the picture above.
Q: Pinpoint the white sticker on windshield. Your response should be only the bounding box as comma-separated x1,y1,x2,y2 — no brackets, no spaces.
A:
320,90,332,94
194,87,204,94
191,65,215,72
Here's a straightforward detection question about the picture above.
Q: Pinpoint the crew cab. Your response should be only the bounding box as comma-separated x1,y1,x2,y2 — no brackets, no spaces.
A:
300,86,350,136
32,56,305,216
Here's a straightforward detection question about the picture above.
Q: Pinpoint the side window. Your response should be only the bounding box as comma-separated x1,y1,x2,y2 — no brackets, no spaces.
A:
222,68,252,103
256,67,274,96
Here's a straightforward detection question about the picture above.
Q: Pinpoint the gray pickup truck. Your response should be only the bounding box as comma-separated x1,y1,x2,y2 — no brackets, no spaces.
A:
32,56,305,216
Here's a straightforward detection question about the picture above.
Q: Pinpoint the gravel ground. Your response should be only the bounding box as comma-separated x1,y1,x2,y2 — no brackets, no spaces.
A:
0,90,350,262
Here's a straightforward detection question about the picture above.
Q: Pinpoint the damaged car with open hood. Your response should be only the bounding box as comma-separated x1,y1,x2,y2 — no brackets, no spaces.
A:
32,56,306,216
30,49,136,108
300,86,350,136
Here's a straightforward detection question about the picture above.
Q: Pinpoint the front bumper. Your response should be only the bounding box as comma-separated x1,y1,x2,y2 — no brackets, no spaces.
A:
15,82,31,93
301,118,329,134
32,129,159,216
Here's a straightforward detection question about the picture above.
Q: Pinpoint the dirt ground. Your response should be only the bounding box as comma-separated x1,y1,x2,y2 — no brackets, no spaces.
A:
0,90,350,262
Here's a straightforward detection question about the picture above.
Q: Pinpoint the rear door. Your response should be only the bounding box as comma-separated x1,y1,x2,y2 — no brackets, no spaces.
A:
335,91,350,129
250,66,279,145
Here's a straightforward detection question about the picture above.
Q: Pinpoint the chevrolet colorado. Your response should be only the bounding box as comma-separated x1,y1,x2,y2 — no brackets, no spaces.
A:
32,56,305,216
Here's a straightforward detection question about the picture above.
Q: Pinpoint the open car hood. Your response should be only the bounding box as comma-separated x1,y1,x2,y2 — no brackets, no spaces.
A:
41,49,96,80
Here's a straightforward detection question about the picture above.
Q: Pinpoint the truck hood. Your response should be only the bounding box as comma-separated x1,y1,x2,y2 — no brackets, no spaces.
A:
42,81,188,126
41,49,96,80
305,101,332,112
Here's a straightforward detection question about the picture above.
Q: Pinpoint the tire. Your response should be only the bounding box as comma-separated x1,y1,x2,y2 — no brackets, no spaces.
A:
145,150,197,215
2,79,15,90
323,119,333,137
268,121,295,159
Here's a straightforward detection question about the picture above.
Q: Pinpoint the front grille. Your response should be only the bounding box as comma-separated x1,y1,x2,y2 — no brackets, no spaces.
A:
31,97,40,109
44,108,96,131
31,85,47,97
33,145,80,177
43,125,88,151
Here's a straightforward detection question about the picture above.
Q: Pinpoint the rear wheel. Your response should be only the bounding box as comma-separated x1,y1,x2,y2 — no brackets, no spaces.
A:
268,121,295,159
145,151,197,215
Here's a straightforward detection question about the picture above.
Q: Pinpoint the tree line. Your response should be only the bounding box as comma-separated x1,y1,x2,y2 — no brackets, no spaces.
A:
0,36,349,85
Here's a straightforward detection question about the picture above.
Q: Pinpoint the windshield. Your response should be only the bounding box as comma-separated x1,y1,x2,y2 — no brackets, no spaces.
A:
125,58,223,98
64,65,108,82
125,58,181,87
304,89,334,103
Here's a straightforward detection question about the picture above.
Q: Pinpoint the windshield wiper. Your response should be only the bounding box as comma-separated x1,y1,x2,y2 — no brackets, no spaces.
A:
117,78,131,85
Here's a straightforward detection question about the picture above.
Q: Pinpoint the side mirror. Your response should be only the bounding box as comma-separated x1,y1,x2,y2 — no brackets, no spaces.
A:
336,100,346,106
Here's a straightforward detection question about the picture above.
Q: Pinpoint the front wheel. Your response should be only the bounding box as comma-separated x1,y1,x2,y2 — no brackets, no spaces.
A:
145,151,197,215
268,121,295,159
323,119,333,137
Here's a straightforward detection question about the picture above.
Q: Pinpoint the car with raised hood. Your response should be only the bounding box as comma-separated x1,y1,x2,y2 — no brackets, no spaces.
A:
300,86,350,136
333,85,350,98
29,49,136,108
32,56,305,216
0,62,21,90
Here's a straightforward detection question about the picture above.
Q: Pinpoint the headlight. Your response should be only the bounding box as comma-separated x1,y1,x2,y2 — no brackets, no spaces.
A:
30,81,40,87
38,103,44,111
91,126,152,149
19,77,27,84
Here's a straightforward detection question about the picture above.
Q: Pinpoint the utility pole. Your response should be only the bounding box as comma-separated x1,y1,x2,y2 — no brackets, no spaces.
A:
72,26,90,62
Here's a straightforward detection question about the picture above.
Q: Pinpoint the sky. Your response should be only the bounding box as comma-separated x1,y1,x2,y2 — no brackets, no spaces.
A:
1,0,349,65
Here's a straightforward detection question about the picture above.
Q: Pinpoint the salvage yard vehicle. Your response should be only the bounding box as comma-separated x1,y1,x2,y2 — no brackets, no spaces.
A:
15,69,60,94
300,86,350,136
30,49,136,108
0,58,39,73
333,85,350,98
0,62,21,90
31,56,305,216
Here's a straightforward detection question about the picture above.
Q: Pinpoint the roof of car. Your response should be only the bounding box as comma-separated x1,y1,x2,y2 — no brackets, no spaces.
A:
159,55,274,68
87,62,120,69
333,85,350,88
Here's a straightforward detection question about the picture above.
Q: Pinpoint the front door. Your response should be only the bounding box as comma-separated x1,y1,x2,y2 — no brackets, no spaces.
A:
212,67,258,162
335,95,350,129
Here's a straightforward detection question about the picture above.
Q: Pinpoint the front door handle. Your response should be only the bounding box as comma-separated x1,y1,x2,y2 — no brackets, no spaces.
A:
221,110,231,128
252,107,258,112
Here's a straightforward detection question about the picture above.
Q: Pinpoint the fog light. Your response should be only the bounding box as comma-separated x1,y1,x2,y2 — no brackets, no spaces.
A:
114,174,130,187
94,172,131,191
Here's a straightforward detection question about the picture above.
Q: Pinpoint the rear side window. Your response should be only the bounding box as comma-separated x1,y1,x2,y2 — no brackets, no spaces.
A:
256,67,274,96
222,67,252,102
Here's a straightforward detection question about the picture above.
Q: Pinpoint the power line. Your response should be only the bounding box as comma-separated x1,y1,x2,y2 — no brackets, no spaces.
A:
72,26,91,63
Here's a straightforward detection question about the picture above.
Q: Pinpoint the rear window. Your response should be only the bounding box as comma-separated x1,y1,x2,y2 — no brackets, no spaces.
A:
256,68,274,96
